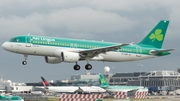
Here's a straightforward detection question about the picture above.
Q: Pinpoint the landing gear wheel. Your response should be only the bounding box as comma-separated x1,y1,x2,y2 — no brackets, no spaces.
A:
85,64,92,70
74,65,80,70
22,61,27,65
22,54,28,65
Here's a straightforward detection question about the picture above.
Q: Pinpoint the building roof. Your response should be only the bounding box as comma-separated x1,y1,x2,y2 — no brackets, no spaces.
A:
141,70,180,77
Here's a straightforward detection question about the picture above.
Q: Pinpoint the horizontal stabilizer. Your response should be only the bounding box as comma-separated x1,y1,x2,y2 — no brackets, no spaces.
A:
150,49,175,54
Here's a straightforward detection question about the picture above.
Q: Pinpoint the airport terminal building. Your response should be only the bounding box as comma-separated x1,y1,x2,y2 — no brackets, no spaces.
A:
109,70,180,91
1,69,180,93
25,69,180,89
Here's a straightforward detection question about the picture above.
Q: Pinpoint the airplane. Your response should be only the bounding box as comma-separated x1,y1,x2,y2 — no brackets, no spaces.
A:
0,94,24,101
99,73,147,92
40,76,81,93
41,77,106,93
2,20,174,70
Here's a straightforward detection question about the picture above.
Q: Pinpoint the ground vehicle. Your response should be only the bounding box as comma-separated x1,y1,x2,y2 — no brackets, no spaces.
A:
31,91,44,95
175,90,180,95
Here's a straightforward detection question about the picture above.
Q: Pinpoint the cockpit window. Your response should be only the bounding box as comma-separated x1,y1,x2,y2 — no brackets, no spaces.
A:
9,38,19,42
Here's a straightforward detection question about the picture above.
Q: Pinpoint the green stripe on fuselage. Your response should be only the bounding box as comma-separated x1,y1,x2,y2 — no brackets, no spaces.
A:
8,35,170,56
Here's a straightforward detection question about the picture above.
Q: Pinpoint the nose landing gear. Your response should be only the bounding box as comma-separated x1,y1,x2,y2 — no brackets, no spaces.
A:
22,61,27,65
22,54,28,65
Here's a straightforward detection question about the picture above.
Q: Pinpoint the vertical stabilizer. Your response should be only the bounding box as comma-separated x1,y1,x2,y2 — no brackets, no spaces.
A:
99,74,109,88
138,20,169,48
41,77,51,86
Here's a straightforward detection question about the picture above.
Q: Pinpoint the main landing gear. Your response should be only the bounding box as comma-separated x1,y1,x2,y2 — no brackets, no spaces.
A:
74,62,81,70
22,54,28,65
73,63,92,71
85,64,92,70
85,59,92,70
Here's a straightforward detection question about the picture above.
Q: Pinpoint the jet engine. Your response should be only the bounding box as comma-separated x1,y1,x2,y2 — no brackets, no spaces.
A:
61,51,80,62
45,56,61,64
45,50,80,64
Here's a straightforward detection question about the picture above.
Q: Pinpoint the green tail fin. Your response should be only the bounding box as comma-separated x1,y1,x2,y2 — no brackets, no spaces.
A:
138,20,169,48
99,74,109,88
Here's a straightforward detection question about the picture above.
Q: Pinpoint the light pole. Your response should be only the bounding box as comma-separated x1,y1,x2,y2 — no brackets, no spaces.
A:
112,67,115,86
138,64,143,86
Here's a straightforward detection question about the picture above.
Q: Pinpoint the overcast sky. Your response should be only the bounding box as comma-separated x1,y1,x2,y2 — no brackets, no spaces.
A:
0,0,180,83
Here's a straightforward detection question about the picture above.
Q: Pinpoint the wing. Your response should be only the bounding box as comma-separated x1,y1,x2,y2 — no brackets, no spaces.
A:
79,43,129,57
74,87,83,93
150,49,175,54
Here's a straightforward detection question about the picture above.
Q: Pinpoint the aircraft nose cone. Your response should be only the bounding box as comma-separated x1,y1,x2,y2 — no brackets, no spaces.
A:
2,42,8,50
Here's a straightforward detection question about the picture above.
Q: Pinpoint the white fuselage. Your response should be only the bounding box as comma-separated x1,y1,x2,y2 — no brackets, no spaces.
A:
2,42,156,62
46,86,79,93
44,86,106,93
79,86,106,93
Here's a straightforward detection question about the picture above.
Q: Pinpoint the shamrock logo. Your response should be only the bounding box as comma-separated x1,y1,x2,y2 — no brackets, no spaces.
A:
149,29,163,42
101,78,106,84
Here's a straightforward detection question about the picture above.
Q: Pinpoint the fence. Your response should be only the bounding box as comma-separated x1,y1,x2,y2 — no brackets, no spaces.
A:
17,94,48,101
59,94,104,101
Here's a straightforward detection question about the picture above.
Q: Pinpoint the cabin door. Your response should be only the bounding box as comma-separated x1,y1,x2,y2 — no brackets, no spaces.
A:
25,36,31,47
136,46,142,57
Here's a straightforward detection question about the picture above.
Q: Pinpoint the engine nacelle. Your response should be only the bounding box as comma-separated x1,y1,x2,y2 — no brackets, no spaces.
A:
45,56,61,64
61,51,80,63
53,49,80,63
